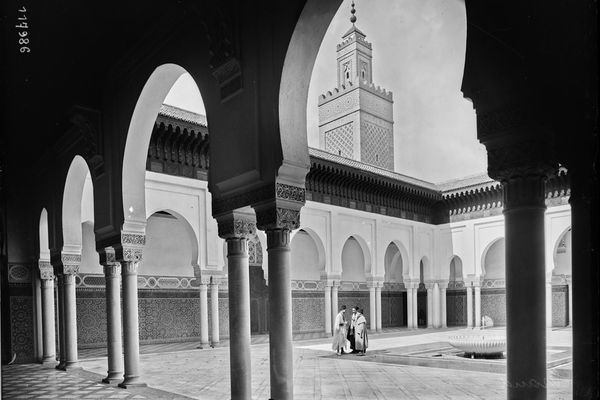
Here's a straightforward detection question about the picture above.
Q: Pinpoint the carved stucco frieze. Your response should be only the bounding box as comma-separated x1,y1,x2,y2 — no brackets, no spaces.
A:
256,206,301,231
121,231,146,262
217,212,256,239
276,183,306,203
60,253,81,275
38,260,54,280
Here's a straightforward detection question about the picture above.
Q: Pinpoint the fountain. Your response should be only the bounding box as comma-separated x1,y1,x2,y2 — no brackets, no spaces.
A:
448,334,506,358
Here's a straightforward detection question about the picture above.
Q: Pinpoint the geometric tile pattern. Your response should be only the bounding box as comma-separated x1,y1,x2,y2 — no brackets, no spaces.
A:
9,296,35,363
1,364,144,399
381,292,405,327
325,122,354,159
360,120,393,170
292,294,325,332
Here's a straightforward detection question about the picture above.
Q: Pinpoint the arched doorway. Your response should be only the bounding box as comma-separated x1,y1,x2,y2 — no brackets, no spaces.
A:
446,255,466,326
382,242,407,327
340,236,370,326
291,229,326,333
481,238,506,326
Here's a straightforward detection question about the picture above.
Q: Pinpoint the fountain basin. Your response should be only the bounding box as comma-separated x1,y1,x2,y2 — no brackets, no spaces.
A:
448,335,506,358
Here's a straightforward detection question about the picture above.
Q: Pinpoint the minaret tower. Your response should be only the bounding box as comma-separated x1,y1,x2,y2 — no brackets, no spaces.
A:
318,1,394,170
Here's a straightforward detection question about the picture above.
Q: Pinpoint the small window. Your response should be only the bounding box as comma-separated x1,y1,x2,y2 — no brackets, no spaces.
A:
376,154,379,161
338,149,342,156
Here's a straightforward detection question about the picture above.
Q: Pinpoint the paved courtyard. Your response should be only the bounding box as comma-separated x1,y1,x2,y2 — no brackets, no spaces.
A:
2,328,573,399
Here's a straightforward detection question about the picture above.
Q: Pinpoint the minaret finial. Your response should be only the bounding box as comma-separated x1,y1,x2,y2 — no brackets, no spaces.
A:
350,1,357,24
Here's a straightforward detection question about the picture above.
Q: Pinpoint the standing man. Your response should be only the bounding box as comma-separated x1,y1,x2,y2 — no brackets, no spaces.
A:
332,305,347,355
355,308,368,356
347,305,360,353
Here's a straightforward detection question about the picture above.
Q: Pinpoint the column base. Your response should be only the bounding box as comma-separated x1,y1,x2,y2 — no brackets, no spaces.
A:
102,372,123,384
63,361,81,371
41,357,56,366
55,362,66,370
119,377,147,389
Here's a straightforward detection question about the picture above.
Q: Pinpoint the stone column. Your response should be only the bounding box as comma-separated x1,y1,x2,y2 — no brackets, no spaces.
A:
61,253,80,369
324,282,332,335
375,282,383,332
439,282,448,329
217,213,254,400
545,280,553,328
412,286,418,328
432,283,440,328
368,283,376,332
210,279,220,346
406,286,414,328
55,273,66,369
425,283,434,328
265,228,293,400
117,231,147,388
199,283,209,348
39,261,56,365
474,284,481,329
119,260,145,388
254,187,305,400
501,171,550,399
102,255,123,384
466,285,473,328
331,283,339,328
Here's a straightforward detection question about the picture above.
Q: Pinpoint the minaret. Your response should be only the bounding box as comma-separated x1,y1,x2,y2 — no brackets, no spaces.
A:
318,1,394,170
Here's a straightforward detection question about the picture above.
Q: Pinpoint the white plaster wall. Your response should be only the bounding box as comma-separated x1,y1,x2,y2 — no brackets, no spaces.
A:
341,237,366,281
140,214,195,276
291,230,322,280
80,221,101,274
145,171,224,273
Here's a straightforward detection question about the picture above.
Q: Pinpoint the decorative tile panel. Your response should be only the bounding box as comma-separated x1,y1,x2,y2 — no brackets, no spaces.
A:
360,121,393,170
325,122,354,159
291,280,324,291
481,290,506,326
446,291,467,326
10,296,34,363
292,296,325,332
8,264,32,283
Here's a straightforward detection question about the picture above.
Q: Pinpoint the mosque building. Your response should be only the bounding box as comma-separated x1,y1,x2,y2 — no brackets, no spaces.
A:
1,1,595,399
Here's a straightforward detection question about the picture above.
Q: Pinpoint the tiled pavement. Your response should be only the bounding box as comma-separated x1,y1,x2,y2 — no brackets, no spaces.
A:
3,328,573,399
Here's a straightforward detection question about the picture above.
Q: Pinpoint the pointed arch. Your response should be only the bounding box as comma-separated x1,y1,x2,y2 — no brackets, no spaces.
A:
62,155,92,253
39,208,50,261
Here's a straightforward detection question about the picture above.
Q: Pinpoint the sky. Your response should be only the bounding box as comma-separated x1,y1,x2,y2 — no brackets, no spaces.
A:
163,0,488,184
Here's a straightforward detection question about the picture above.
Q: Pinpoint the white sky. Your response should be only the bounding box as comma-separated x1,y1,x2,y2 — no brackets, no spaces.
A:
163,0,488,184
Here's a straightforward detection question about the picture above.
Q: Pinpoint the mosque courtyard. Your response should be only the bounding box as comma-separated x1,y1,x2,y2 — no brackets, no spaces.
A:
2,328,572,399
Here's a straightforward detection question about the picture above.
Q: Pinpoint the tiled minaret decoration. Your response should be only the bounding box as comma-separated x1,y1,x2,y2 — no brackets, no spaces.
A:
318,1,395,170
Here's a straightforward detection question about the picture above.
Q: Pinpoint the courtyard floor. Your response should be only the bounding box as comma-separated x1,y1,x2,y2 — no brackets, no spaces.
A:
2,327,573,399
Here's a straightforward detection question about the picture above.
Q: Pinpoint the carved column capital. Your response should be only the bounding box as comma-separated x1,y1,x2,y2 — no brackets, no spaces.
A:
254,182,305,231
121,231,145,263
103,263,122,277
39,260,55,280
122,261,139,276
266,228,291,250
436,280,449,290
216,212,256,239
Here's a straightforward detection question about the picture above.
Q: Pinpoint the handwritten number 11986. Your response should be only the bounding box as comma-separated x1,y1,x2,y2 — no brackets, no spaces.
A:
16,6,30,53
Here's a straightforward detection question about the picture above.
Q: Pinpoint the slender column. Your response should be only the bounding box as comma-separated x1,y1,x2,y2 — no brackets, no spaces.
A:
210,280,220,346
102,262,123,383
226,237,252,399
331,283,339,328
55,273,66,369
426,284,433,328
39,262,56,365
324,283,332,335
502,173,548,399
119,261,146,388
432,283,440,328
474,285,481,328
62,272,79,368
466,286,473,328
566,276,572,326
545,281,554,329
199,283,209,348
412,287,418,328
265,228,293,400
439,282,448,329
368,284,376,332
406,287,414,328
375,283,382,332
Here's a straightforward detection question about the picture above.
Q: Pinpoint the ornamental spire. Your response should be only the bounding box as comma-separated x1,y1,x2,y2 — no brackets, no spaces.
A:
350,1,357,24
